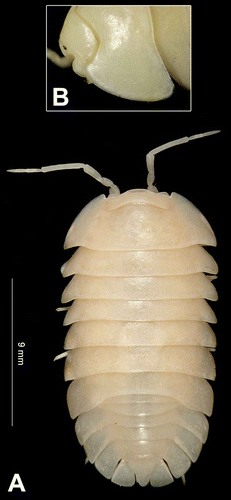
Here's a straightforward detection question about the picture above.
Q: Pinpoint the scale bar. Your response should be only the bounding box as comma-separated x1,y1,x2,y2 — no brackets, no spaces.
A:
11,278,14,427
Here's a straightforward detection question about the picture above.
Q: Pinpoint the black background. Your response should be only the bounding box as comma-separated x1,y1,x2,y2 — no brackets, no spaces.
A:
4,3,227,499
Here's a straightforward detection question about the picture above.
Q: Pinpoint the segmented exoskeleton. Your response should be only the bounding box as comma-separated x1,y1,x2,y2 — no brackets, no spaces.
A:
8,131,219,487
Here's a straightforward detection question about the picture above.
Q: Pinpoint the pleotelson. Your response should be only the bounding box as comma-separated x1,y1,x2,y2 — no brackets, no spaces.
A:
61,189,218,487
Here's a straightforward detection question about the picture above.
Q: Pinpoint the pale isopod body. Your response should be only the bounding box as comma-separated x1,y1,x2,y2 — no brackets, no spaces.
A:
47,5,191,101
9,132,219,487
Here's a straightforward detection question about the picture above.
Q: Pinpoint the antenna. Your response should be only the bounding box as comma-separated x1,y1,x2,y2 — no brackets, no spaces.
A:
7,163,120,196
146,130,221,192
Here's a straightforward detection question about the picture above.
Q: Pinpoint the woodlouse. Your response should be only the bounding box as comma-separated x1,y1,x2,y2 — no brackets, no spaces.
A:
8,131,219,487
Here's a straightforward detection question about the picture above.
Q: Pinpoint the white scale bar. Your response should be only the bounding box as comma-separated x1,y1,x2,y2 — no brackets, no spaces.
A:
11,278,14,427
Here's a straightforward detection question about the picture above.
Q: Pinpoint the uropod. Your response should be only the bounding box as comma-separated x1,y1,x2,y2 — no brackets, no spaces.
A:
47,5,191,101
9,131,219,487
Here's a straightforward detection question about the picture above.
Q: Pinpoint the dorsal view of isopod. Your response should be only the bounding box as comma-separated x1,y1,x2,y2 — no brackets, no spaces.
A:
47,5,191,102
8,131,220,488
